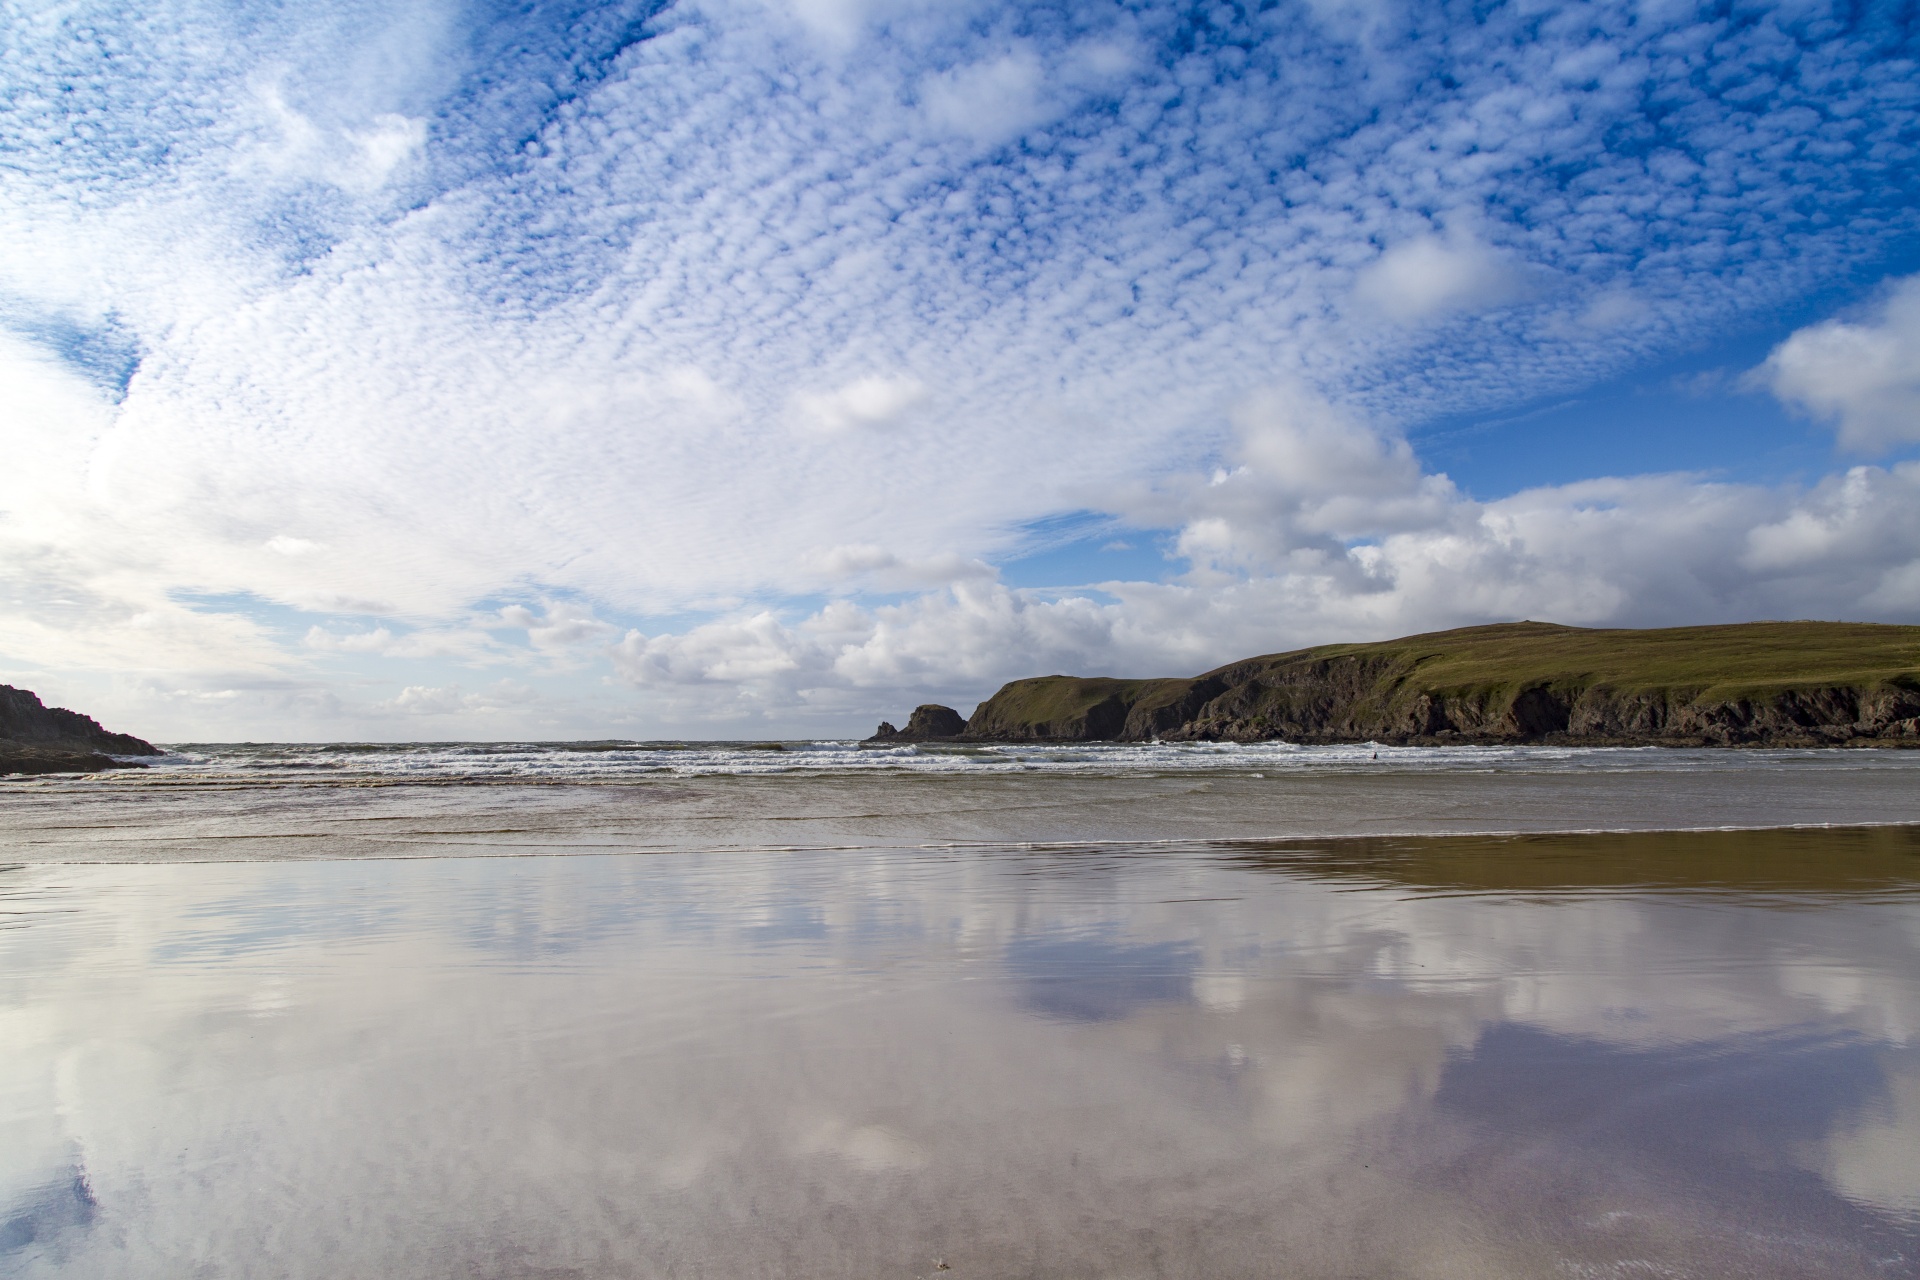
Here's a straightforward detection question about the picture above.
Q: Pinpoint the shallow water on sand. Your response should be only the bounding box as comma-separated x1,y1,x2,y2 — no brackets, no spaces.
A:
5,744,1920,862
2,809,1918,1277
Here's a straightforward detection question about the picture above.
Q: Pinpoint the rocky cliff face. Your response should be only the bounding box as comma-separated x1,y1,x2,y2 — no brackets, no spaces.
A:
0,685,159,775
866,704,969,742
1140,656,1920,746
954,622,1920,748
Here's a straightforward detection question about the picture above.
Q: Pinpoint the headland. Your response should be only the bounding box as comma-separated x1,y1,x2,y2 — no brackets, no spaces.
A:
870,620,1920,747
0,684,159,775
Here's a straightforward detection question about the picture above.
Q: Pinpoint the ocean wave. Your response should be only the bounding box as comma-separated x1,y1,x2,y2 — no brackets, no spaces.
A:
46,738,1920,786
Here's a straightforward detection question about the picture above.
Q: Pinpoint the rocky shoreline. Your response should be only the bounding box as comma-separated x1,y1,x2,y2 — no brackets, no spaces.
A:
1,685,159,775
868,621,1920,749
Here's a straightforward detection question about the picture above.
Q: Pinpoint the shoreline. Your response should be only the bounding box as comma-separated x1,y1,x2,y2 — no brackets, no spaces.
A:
871,732,1920,749
10,740,1919,871
3,817,1918,866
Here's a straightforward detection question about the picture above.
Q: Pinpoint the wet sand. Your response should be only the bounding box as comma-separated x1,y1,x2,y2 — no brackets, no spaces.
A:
2,809,1917,1277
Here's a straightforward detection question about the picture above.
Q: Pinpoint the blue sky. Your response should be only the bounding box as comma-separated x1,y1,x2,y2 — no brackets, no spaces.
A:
2,0,1919,739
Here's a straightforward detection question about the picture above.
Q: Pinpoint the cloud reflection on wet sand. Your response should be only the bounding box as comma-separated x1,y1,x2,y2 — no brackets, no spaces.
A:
1,827,1916,1277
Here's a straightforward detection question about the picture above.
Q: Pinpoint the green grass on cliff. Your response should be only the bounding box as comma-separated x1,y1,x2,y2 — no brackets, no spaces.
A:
973,621,1920,728
1254,620,1920,702
969,675,1185,730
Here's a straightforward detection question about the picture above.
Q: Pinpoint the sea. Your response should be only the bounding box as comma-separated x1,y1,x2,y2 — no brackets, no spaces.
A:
3,741,1918,1277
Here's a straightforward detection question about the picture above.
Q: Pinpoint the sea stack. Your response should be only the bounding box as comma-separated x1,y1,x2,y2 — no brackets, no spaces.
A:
865,704,968,742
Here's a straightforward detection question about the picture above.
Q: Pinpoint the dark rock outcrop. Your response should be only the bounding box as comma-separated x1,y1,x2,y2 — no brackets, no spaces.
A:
951,621,1920,748
0,685,159,776
866,704,968,742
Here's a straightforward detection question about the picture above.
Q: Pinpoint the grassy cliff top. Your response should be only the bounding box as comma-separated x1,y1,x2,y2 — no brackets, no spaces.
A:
1211,620,1920,701
967,675,1187,731
968,621,1920,733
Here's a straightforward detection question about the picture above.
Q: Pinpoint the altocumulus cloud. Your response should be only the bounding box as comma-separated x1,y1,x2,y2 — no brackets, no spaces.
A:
0,0,1917,736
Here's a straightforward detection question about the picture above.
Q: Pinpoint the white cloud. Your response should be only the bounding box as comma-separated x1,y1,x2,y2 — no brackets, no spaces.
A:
768,0,956,47
498,602,619,650
240,81,427,196
1762,275,1920,451
1741,465,1920,580
919,48,1053,144
0,336,293,681
303,625,395,654
613,612,815,686
1,0,1918,736
1302,0,1403,44
390,683,472,715
806,543,994,590
302,623,509,663
792,375,930,432
1142,386,1457,574
344,114,429,191
385,679,537,716
595,391,1920,723
1567,289,1648,332
1352,234,1528,323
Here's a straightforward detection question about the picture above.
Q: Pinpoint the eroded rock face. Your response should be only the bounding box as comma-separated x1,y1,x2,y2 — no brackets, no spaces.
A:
1152,676,1920,747
865,705,968,742
0,746,137,776
0,685,158,776
906,705,967,738
957,621,1920,747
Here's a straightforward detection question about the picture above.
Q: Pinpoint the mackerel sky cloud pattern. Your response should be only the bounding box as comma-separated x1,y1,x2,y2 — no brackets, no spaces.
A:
1,0,1918,737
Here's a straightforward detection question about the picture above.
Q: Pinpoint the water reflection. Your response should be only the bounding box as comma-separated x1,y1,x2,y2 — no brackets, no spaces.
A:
0,827,1916,1277
0,1171,94,1257
1005,935,1199,1022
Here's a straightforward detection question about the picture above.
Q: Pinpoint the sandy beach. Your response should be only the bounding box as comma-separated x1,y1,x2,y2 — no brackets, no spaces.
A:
3,748,1918,1277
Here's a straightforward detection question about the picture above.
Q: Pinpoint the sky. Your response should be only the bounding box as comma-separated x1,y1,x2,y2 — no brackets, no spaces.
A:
2,0,1919,741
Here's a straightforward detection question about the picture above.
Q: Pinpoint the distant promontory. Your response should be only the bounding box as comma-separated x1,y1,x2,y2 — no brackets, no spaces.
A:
867,621,1920,748
0,685,160,775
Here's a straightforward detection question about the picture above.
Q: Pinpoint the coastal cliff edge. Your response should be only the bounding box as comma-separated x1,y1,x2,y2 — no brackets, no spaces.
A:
874,621,1920,748
0,685,160,775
